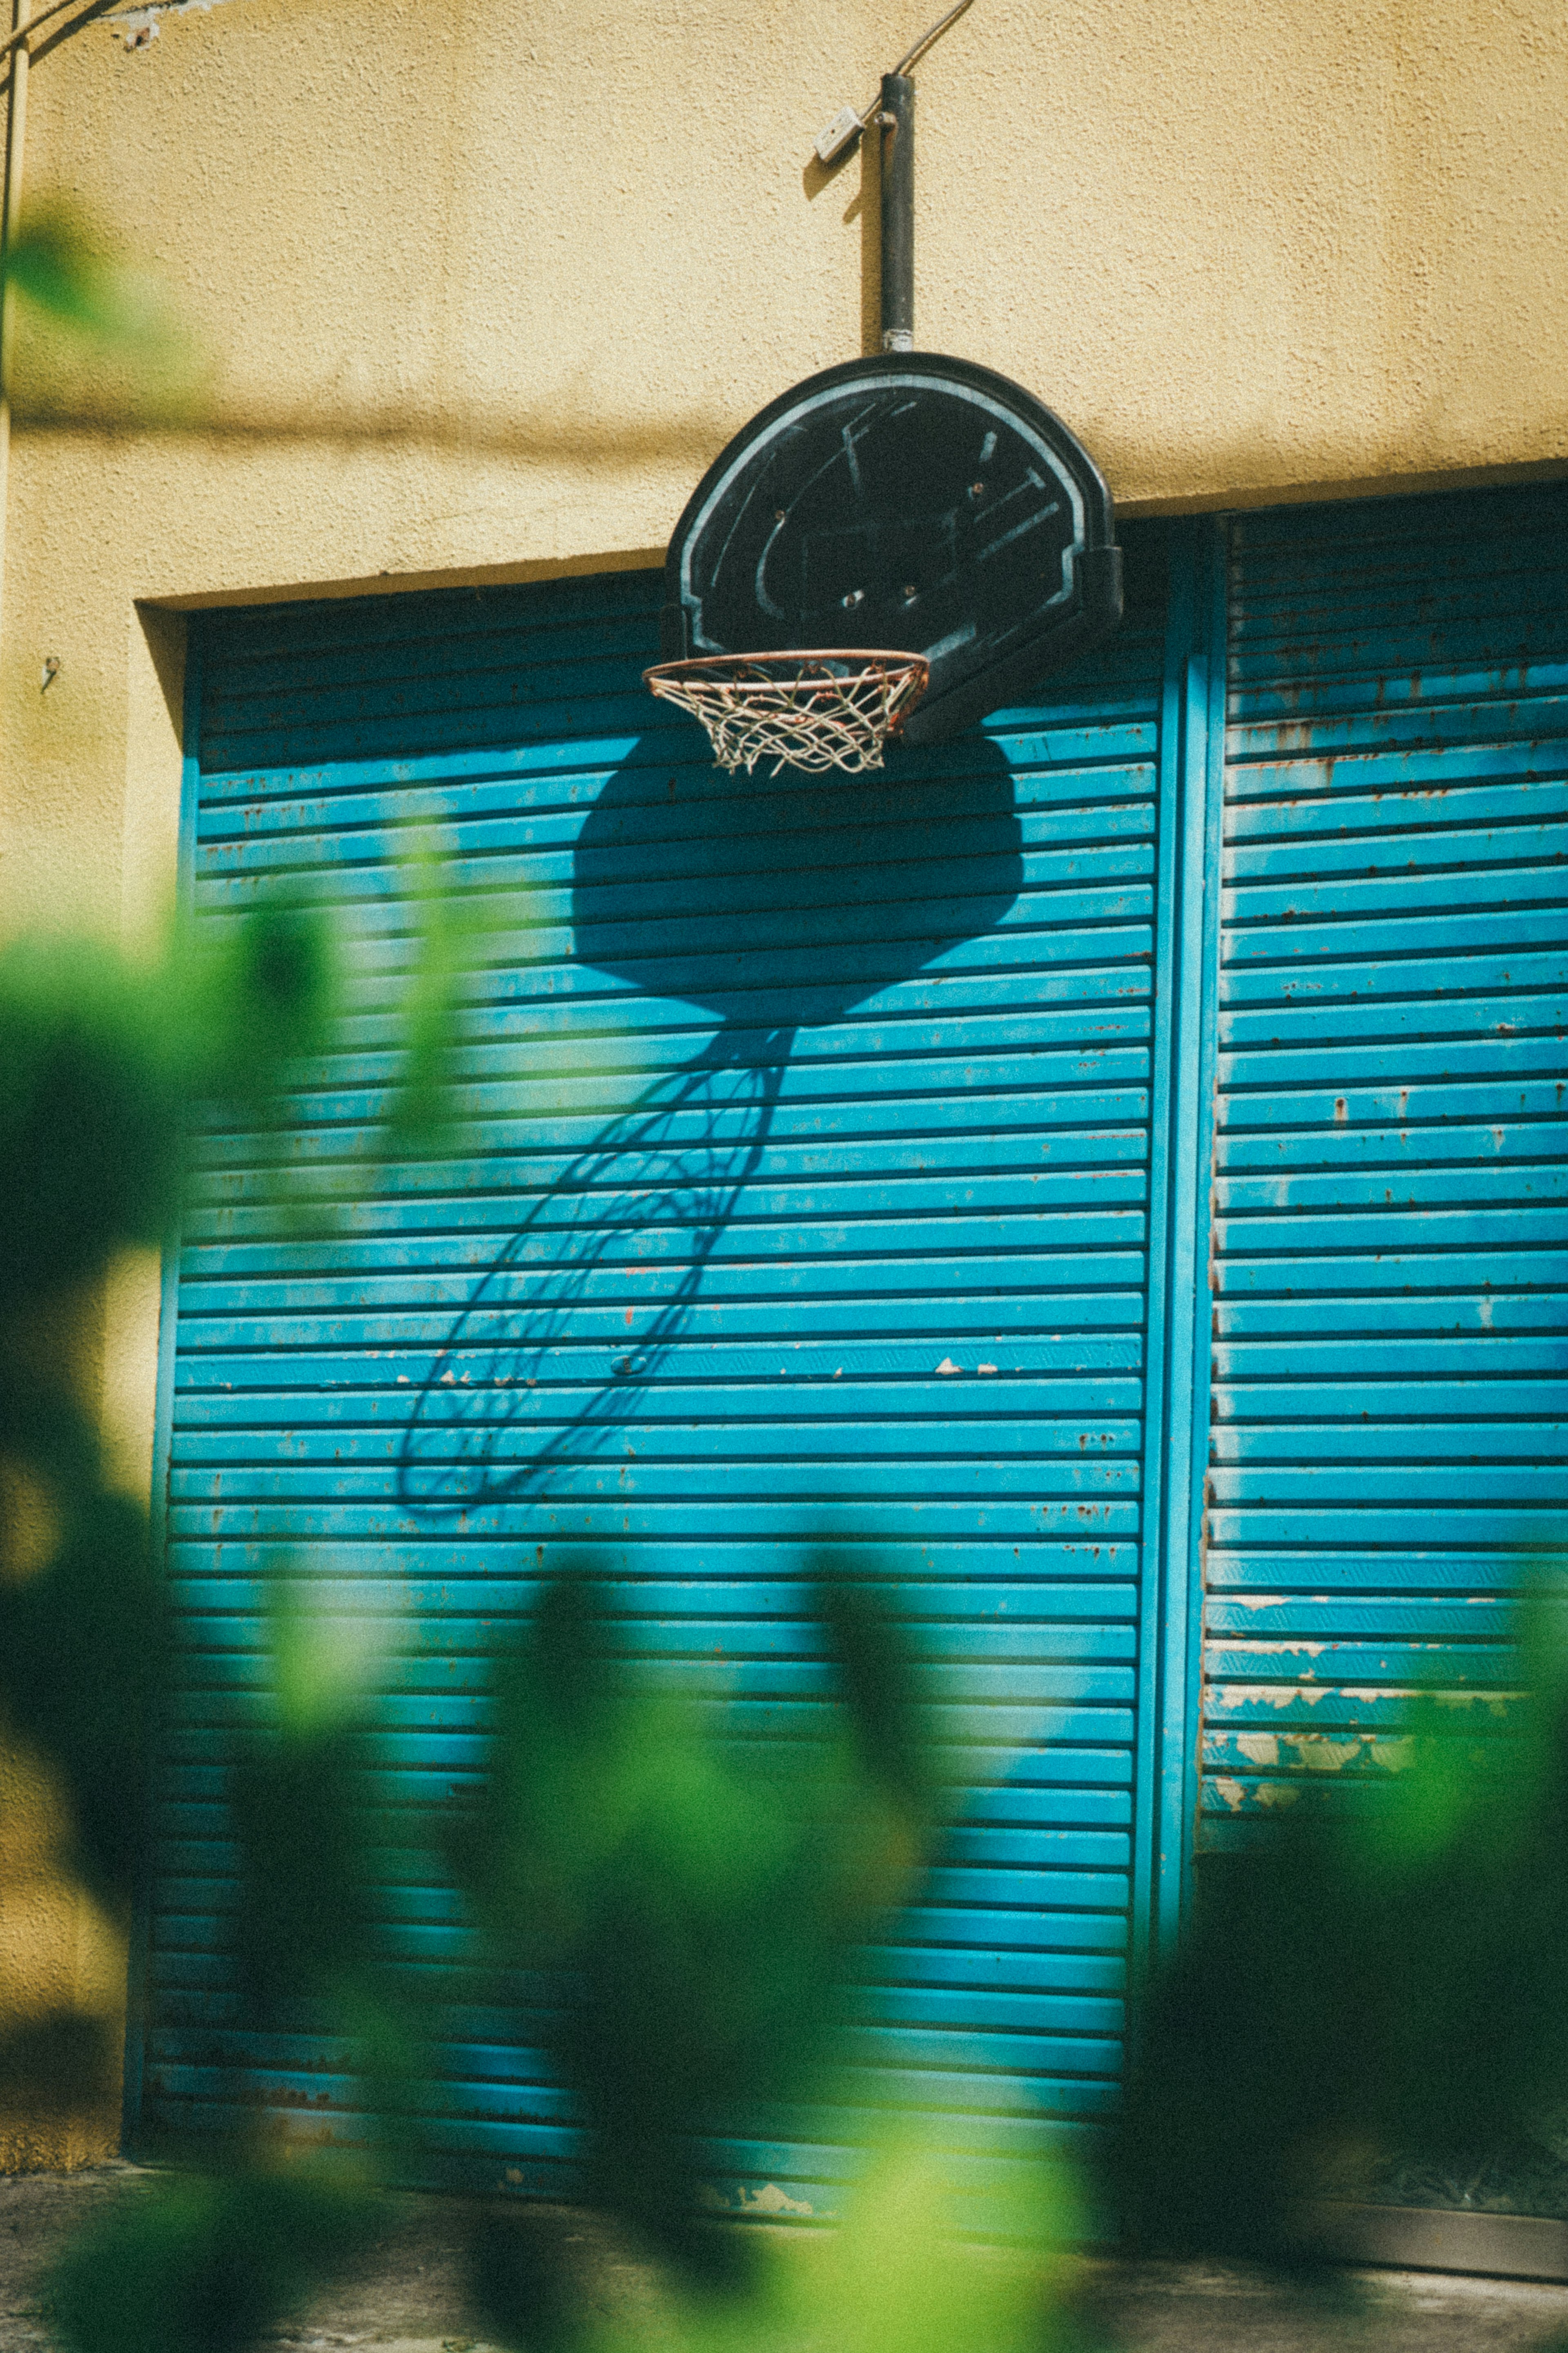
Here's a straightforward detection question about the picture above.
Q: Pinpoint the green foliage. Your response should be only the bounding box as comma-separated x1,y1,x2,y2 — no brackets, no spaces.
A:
0,908,334,1925
229,1577,385,2021
49,2162,385,2353
470,2205,584,2353
6,879,1566,2349
0,906,334,1304
0,1391,163,1903
384,835,476,1156
225,1574,427,2162
0,890,1035,2353
459,1557,935,2287
1114,1577,1568,2267
0,897,431,2345
775,2136,1101,2353
0,197,202,428
470,2134,1107,2353
4,204,160,343
0,2010,115,2125
1,199,200,419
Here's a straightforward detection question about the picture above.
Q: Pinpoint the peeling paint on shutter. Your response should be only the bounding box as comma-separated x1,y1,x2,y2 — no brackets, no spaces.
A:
1201,485,1568,1845
142,533,1177,2213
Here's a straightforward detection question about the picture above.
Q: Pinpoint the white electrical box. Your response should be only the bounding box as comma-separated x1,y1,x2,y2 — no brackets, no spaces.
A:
813,105,863,165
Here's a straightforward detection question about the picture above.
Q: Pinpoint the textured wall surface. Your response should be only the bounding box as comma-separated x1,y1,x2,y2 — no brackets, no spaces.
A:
0,0,1564,2167
7,0,1568,916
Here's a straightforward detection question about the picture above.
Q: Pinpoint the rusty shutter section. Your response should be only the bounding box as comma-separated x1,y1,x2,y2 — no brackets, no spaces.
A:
1201,484,1568,1844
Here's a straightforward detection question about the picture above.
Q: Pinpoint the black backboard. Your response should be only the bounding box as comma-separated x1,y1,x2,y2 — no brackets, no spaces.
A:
660,352,1122,745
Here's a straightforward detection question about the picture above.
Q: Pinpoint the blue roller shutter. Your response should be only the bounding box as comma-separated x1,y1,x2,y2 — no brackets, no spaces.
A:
1201,484,1568,1842
143,530,1178,2211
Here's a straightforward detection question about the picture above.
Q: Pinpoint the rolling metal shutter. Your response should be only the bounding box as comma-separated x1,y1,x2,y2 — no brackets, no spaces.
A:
143,532,1178,2212
1201,484,1568,1843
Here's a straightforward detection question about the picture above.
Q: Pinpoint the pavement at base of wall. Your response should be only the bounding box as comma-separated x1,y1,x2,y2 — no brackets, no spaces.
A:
3,2167,1568,2353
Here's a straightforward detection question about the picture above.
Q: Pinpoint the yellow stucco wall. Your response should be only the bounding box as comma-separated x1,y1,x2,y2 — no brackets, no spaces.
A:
0,0,1564,2166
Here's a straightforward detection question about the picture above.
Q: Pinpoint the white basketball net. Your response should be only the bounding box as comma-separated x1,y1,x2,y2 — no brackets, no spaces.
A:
643,650,930,776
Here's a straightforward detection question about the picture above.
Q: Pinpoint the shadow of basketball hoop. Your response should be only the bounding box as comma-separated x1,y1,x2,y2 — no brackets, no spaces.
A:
396,728,1023,1517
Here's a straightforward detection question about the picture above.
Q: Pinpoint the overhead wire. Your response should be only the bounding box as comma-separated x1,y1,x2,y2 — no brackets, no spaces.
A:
892,0,978,80
852,0,979,131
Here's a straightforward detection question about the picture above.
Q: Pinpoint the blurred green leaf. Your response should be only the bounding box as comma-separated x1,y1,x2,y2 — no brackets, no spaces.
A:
385,833,473,1155
0,1385,164,1903
459,1553,935,2279
789,2134,1097,2353
0,935,190,1300
2,198,197,421
0,879,465,2342
169,899,339,1105
49,2162,385,2353
0,906,335,1305
7,208,136,334
0,2010,116,2122
468,2204,585,2353
230,1573,386,2014
1115,1570,1568,2266
266,1568,392,1742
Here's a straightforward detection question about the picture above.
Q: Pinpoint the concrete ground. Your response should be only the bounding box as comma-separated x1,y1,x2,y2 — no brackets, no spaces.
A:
3,2168,1568,2353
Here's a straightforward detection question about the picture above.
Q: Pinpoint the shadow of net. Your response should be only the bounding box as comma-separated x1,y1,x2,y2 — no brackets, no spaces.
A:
397,726,1023,1516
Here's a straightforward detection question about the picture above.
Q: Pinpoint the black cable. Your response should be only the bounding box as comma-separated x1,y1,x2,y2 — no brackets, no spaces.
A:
892,0,978,80
841,0,980,145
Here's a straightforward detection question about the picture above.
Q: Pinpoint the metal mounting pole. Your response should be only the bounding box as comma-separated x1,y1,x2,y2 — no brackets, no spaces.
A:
878,72,913,353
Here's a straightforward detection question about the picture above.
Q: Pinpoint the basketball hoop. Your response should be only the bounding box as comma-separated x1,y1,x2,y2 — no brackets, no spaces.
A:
643,649,929,777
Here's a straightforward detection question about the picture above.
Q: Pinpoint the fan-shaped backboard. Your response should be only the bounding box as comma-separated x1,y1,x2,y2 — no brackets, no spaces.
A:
660,352,1122,745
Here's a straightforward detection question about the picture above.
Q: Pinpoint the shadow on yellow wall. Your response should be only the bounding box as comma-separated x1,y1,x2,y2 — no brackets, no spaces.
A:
0,1391,126,2171
0,1736,124,2171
